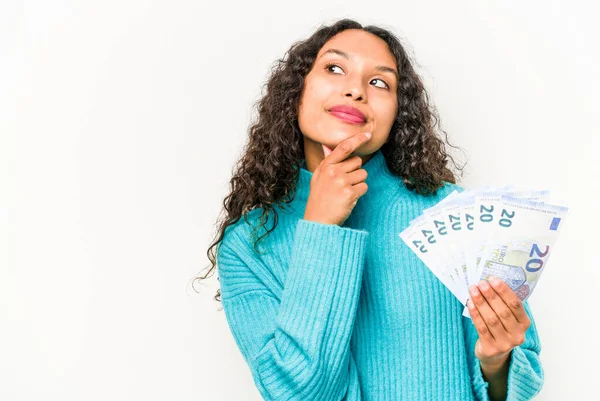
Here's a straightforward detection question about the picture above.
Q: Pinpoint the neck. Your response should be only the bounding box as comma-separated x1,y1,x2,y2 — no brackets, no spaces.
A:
285,149,404,219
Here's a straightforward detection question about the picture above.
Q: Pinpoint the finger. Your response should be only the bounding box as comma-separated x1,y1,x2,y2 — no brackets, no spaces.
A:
346,168,368,186
326,131,372,164
467,299,495,347
488,276,530,325
469,284,506,340
477,278,519,334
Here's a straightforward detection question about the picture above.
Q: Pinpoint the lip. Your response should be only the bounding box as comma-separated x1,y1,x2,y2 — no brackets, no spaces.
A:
328,104,366,124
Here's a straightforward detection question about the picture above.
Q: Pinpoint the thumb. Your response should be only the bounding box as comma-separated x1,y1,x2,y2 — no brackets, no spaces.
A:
322,144,333,157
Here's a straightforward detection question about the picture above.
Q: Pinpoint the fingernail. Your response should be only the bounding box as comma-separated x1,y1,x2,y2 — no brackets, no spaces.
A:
489,276,500,286
365,132,372,139
469,285,479,295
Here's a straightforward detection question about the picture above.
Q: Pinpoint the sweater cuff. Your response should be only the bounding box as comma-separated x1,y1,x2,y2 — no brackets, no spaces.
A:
280,219,369,309
471,346,543,401
471,355,490,401
274,218,369,359
506,346,544,400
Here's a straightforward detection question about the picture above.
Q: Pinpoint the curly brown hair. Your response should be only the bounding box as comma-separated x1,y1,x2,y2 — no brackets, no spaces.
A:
191,18,466,305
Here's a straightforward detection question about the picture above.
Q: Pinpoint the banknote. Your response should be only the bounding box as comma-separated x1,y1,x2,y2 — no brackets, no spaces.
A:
421,191,469,302
461,195,568,317
471,189,550,284
398,186,567,320
399,218,459,296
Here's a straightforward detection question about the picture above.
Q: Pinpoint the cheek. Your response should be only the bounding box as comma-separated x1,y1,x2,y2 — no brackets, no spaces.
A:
302,77,333,107
298,78,334,129
297,91,317,131
373,98,397,127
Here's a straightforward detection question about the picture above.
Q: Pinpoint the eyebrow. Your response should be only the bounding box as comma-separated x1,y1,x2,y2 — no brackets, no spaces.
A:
318,48,399,81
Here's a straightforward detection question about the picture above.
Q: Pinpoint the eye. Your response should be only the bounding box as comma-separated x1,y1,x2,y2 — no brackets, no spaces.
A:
324,63,344,74
324,63,390,90
371,78,390,90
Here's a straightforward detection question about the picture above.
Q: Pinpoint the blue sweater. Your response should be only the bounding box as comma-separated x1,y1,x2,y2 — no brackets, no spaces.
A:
216,149,544,400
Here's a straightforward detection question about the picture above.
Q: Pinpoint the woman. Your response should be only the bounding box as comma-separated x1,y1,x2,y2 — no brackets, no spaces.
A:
196,18,544,401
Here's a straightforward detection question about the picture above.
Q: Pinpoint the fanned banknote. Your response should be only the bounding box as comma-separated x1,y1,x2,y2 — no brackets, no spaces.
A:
461,195,568,317
399,186,568,320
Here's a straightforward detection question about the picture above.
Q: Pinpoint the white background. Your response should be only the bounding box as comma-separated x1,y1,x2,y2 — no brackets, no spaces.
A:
1,1,598,400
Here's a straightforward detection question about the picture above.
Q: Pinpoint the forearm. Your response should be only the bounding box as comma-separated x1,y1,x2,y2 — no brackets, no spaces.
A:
480,352,511,401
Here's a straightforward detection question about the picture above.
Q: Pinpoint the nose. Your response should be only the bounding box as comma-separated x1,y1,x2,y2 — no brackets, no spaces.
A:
343,76,366,102
345,91,363,101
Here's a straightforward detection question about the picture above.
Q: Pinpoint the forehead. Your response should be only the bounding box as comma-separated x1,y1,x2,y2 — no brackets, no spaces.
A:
317,29,397,67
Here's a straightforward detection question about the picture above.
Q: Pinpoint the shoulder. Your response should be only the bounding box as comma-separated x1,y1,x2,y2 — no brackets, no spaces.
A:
398,179,465,202
219,206,286,263
438,181,466,197
404,180,465,211
216,211,266,286
220,208,264,252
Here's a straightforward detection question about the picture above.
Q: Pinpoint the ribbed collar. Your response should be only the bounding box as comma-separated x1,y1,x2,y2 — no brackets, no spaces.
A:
284,149,404,218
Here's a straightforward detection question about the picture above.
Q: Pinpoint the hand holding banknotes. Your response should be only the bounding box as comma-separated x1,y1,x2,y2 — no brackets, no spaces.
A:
399,186,569,319
467,276,531,372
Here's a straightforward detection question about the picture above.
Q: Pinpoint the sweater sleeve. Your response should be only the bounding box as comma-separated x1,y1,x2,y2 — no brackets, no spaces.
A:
217,218,369,401
462,300,545,400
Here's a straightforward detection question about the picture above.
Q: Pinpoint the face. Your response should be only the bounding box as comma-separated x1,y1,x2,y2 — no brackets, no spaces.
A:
297,29,398,171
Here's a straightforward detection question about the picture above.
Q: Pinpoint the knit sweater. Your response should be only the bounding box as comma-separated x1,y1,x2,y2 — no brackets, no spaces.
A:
216,149,544,400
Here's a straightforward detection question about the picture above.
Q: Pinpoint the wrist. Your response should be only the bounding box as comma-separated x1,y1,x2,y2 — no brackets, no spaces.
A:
480,351,511,376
